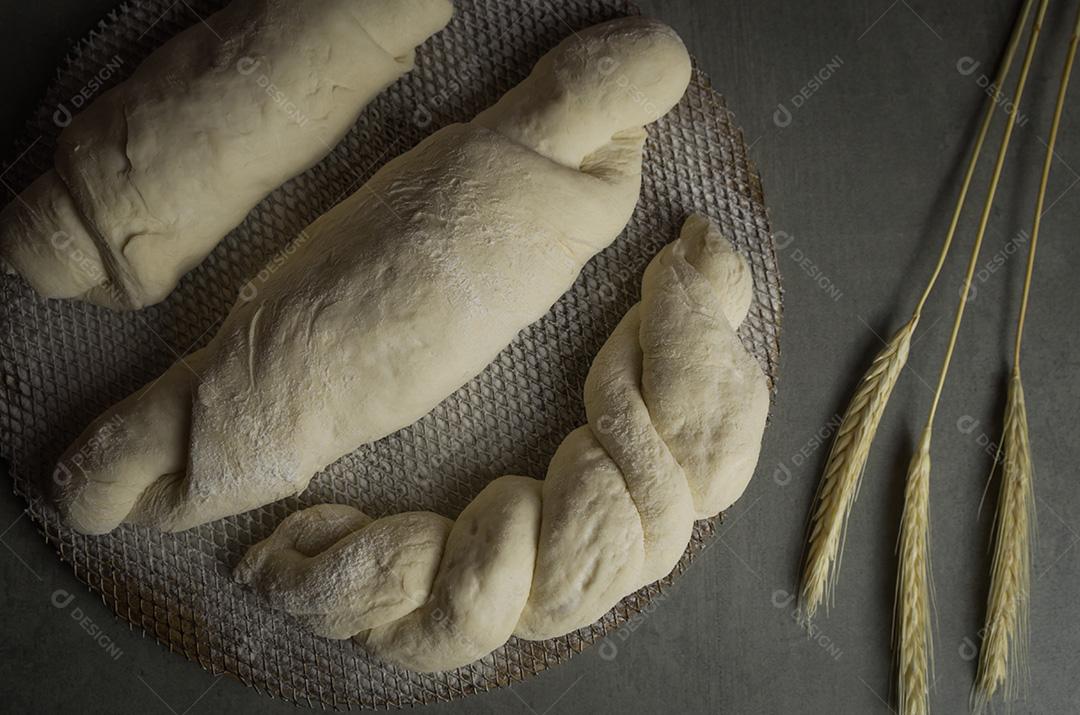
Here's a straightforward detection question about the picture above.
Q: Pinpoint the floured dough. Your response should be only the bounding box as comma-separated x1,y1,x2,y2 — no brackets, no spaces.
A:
235,214,770,672
0,0,453,309
52,17,693,534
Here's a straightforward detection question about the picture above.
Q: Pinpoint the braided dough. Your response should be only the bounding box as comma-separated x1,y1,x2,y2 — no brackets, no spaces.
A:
52,17,693,534
235,215,770,672
0,0,453,309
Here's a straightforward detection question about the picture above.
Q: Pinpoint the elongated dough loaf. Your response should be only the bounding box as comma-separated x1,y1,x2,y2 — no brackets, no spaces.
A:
235,214,770,672
0,0,453,309
53,17,693,534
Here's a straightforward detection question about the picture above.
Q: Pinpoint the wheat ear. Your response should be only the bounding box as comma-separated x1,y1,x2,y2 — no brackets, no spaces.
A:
898,427,934,715
895,2,1049,712
800,317,915,619
798,0,1038,621
972,4,1080,709
973,372,1035,711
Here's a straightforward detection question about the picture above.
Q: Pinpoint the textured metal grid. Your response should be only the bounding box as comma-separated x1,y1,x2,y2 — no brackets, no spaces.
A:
0,0,783,708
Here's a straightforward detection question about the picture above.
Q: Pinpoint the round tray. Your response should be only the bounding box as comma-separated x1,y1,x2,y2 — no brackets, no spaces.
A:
0,0,782,708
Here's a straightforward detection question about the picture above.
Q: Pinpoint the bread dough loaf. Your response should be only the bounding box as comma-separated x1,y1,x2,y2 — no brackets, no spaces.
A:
53,17,693,534
235,214,770,672
0,0,453,309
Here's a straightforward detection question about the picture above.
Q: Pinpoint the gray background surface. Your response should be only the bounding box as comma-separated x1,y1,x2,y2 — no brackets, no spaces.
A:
1,1,1078,713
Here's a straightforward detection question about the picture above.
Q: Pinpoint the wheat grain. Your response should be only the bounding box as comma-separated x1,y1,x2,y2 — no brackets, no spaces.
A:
898,427,934,715
800,317,915,619
973,372,1035,711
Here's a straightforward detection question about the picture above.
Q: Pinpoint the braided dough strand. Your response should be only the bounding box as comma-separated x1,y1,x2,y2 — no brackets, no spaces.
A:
236,215,769,671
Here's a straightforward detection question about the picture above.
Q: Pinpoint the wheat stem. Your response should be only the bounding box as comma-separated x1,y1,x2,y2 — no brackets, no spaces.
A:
924,0,1048,427
798,0,1038,622
972,5,1080,710
1013,3,1080,369
913,0,1039,319
896,2,1050,713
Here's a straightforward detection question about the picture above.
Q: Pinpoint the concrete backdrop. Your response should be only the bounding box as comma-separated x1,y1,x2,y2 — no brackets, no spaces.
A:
1,0,1078,712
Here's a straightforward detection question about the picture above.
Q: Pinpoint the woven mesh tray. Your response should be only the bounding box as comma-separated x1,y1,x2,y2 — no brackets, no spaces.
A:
0,0,782,708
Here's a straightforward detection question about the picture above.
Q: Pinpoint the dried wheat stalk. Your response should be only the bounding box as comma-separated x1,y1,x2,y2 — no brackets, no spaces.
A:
895,1,1050,712
798,0,1038,621
972,4,1080,709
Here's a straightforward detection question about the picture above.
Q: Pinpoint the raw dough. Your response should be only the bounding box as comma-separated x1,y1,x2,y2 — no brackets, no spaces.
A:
0,0,453,309
52,17,693,534
236,214,770,672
